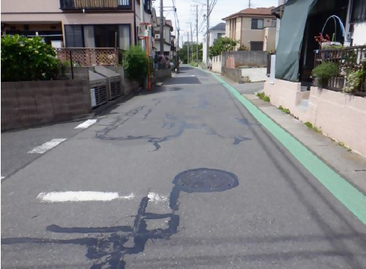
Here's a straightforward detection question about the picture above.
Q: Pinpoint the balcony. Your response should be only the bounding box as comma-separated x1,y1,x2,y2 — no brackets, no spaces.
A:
60,0,131,10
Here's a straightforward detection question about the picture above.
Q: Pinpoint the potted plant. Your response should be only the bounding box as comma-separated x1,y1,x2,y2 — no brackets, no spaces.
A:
312,61,339,88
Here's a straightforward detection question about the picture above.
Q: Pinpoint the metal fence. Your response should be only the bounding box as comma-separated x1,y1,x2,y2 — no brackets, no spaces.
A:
314,46,366,95
56,48,119,67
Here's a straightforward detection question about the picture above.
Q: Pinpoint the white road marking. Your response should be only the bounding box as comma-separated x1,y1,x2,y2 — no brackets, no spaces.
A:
28,139,67,154
75,119,97,129
37,191,135,203
148,192,168,203
1,176,5,180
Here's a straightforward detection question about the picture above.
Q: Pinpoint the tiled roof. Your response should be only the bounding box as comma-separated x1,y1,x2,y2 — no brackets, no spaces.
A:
210,22,226,31
222,7,276,20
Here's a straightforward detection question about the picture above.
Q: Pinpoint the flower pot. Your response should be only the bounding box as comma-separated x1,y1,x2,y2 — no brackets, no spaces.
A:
321,42,342,49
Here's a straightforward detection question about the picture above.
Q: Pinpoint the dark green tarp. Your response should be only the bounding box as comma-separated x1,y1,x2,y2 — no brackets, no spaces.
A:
275,0,318,81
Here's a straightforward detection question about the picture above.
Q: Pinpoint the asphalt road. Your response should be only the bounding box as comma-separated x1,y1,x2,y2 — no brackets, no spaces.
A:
2,66,366,269
1,121,84,180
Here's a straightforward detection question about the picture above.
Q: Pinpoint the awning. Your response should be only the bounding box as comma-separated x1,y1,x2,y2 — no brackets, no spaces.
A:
275,0,318,81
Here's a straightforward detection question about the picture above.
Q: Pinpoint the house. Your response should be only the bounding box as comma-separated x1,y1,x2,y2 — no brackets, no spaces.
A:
1,0,153,50
202,22,226,64
222,7,276,51
263,0,366,156
272,0,366,83
153,17,174,56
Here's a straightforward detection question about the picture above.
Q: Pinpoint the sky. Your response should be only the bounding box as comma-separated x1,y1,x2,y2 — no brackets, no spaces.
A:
154,0,278,44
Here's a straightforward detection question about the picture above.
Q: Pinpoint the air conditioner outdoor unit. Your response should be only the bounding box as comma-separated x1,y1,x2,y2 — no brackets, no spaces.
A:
155,34,160,39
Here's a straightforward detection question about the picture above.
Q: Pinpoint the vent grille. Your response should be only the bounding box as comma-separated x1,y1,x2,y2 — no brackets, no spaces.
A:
110,80,122,99
95,85,107,106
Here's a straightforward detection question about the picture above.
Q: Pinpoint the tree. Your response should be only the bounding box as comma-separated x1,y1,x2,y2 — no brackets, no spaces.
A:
178,42,203,64
209,37,239,58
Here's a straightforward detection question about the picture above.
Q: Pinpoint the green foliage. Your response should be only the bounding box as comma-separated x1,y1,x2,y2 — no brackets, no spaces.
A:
238,45,248,51
312,61,339,87
322,44,344,50
189,61,199,67
304,122,322,134
343,70,363,93
1,35,60,81
278,105,291,114
256,92,270,102
124,46,147,81
178,43,203,64
209,37,239,58
304,122,313,129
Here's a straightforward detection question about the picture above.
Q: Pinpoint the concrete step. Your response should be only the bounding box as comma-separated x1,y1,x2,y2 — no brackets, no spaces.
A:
298,99,309,112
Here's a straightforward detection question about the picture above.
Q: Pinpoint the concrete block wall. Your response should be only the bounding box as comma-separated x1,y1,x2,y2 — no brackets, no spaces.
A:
212,56,222,73
264,78,366,156
223,51,267,68
1,80,91,131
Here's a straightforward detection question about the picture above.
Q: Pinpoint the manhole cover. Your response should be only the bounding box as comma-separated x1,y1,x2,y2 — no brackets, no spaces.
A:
173,168,239,193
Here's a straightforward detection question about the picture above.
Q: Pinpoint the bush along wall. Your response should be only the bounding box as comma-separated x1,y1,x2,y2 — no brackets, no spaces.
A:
123,46,147,83
1,35,60,82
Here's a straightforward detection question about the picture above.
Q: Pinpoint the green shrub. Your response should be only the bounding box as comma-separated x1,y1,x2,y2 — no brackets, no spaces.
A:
189,61,199,67
238,45,248,51
304,122,313,129
257,92,270,102
124,46,147,82
343,70,363,93
1,35,60,81
279,105,291,114
312,61,339,87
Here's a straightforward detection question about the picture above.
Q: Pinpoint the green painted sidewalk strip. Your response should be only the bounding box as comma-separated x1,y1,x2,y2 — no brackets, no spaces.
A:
211,72,366,226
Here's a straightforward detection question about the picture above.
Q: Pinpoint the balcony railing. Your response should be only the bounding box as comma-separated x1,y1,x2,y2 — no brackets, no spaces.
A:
60,0,131,10
314,46,366,96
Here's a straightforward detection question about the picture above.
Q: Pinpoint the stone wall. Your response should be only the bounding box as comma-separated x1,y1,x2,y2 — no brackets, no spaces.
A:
154,69,172,80
223,51,267,68
1,80,91,131
222,67,242,83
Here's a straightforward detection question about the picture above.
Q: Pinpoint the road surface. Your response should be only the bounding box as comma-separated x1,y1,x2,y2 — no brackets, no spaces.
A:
2,66,366,269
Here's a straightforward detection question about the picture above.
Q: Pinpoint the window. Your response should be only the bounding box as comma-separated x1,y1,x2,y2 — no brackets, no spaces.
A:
271,19,277,27
119,25,131,50
94,25,119,47
118,0,130,6
217,33,223,38
83,26,95,47
251,19,264,30
250,41,263,51
64,25,83,47
351,0,366,22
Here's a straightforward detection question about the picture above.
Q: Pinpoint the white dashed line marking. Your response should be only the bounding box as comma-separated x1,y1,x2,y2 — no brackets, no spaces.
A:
37,191,135,203
75,119,97,129
147,192,169,204
28,139,67,154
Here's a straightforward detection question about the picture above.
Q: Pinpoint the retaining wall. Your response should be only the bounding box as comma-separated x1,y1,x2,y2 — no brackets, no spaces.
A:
2,80,91,131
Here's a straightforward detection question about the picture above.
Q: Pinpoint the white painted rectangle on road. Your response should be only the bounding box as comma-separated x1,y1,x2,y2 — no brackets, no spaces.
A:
75,119,97,129
28,139,67,154
37,191,135,203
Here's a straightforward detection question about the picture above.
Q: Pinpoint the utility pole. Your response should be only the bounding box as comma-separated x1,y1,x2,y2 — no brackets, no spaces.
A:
196,5,199,63
206,0,210,69
140,0,145,50
160,0,164,55
248,0,251,8
177,28,180,58
187,22,193,62
187,32,190,63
